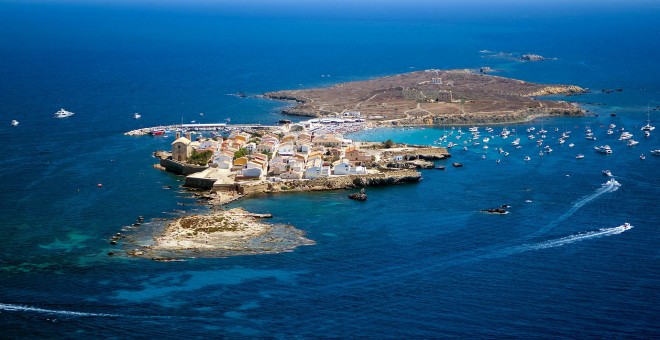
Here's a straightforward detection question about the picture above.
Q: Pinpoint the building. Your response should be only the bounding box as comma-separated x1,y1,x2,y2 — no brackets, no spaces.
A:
438,90,453,102
172,136,192,162
346,148,372,163
304,158,331,179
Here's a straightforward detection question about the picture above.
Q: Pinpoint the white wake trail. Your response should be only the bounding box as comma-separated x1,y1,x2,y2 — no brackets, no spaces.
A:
513,223,632,254
534,179,621,236
0,303,120,317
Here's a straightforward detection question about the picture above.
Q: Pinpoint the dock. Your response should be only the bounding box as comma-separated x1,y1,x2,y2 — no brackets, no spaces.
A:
125,123,281,136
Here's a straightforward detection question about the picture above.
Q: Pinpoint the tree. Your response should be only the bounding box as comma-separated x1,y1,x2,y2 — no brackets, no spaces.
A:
188,150,213,166
383,139,394,149
234,148,248,159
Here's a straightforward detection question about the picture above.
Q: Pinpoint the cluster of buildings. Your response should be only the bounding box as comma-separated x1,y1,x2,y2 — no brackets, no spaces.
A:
170,127,378,181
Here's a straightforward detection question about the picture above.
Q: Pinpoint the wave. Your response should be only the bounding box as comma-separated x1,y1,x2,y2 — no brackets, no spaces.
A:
0,303,120,317
513,223,632,254
533,179,620,236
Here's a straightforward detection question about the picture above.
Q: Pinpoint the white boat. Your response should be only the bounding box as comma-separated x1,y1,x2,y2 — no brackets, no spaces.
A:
607,129,614,135
568,143,575,148
641,109,655,131
511,138,520,146
528,135,535,140
594,145,613,154
133,113,141,119
609,124,616,129
640,154,646,160
585,134,596,140
524,156,531,161
11,120,19,126
645,131,651,137
576,154,585,159
620,222,633,231
619,132,633,140
602,170,612,177
54,108,75,118
627,139,639,147
468,127,479,132
482,137,490,143
651,150,660,156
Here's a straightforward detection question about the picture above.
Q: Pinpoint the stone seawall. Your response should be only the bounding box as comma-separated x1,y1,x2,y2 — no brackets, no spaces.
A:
160,158,208,176
236,169,422,196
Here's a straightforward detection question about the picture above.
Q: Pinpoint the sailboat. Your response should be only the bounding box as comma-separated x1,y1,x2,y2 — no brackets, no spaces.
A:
641,106,655,131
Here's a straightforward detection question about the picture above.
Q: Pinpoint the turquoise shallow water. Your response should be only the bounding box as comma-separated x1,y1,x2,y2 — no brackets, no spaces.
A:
0,1,659,338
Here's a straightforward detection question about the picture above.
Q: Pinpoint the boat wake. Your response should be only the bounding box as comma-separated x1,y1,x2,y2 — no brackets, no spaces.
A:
512,223,632,254
533,179,620,236
0,303,121,318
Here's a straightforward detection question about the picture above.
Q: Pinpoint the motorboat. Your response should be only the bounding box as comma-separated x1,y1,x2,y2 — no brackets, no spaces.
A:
645,131,651,137
609,124,616,129
524,156,531,161
594,145,613,154
619,132,633,140
651,150,660,156
627,140,639,147
452,162,463,167
602,170,612,177
11,120,19,126
569,143,575,148
511,138,520,146
134,113,141,119
640,154,646,160
54,108,75,118
576,154,585,159
620,222,633,231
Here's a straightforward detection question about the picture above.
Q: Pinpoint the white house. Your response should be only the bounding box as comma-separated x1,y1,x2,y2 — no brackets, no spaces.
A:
333,160,367,175
304,158,331,179
244,142,257,154
212,151,234,169
277,142,295,156
280,170,303,180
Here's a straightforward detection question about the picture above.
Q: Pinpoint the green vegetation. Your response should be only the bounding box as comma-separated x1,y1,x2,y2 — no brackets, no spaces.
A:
383,139,394,149
234,148,249,159
188,150,213,166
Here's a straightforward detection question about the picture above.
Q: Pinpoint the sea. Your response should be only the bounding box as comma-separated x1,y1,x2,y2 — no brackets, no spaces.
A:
0,1,659,338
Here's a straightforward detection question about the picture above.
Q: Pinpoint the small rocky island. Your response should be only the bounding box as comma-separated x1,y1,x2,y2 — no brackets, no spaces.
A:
265,69,585,126
131,208,314,259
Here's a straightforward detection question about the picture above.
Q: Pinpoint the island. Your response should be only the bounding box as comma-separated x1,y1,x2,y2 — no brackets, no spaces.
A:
264,69,585,126
121,69,588,259
127,208,315,260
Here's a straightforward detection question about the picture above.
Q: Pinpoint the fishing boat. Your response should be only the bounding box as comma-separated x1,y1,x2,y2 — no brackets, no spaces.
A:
594,145,613,154
54,108,75,118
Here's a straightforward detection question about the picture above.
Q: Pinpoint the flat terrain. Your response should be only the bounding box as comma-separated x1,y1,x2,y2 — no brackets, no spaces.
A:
265,69,586,126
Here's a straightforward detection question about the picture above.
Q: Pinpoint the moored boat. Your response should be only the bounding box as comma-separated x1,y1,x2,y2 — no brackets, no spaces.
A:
594,145,613,154
54,108,75,118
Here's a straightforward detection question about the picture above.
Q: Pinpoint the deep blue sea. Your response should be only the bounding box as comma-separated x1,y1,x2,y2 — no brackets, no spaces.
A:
1,1,659,338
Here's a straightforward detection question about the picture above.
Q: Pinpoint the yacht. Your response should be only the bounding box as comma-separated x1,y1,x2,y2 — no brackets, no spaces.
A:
627,139,639,147
482,137,490,143
609,124,616,129
11,120,19,126
594,145,613,154
576,154,585,159
641,109,655,131
568,143,575,148
54,108,75,118
511,138,520,146
619,132,633,140
651,150,660,156
133,113,141,119
607,129,614,135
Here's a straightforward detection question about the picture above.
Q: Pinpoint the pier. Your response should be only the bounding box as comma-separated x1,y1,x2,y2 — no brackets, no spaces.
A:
125,123,281,136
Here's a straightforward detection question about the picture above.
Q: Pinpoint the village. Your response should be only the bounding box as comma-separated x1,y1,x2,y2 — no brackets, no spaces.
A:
148,114,449,200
